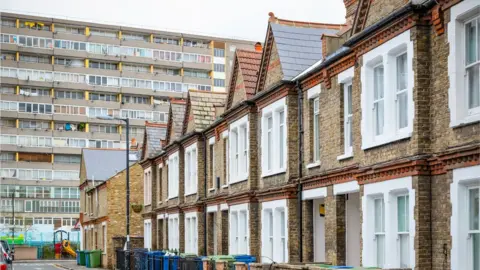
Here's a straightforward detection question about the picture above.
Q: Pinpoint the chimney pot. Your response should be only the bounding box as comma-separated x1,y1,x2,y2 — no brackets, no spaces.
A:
255,42,262,52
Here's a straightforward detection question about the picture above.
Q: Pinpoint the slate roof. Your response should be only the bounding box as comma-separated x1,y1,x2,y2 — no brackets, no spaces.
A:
166,100,186,143
82,149,138,181
270,22,340,80
142,122,167,159
184,90,227,134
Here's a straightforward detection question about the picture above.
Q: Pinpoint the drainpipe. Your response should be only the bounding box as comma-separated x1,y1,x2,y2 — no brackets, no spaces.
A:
203,133,208,256
296,80,304,262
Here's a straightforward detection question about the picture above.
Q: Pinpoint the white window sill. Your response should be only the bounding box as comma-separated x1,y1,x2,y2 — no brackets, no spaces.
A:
229,178,247,185
306,162,321,169
261,169,286,178
362,132,412,150
167,196,178,200
337,152,353,160
184,191,197,196
208,188,216,192
144,203,151,207
450,114,480,128
221,184,229,189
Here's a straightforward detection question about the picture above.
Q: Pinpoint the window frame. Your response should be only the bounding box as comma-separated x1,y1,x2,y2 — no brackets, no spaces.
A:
184,143,198,196
261,98,287,177
229,115,249,184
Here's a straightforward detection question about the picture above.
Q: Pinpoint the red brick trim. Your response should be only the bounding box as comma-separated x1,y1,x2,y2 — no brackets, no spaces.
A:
256,185,298,202
181,204,204,213
139,159,153,169
181,135,200,148
224,105,252,124
440,0,463,11
302,165,359,190
256,85,292,111
357,159,430,185
434,144,480,173
431,5,445,35
226,191,257,205
167,206,182,214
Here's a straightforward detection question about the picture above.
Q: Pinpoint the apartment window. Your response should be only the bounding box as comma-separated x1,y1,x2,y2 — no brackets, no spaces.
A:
144,170,152,205
19,120,49,130
88,140,123,149
230,206,248,255
185,214,198,254
214,79,225,87
90,61,117,70
183,53,212,64
1,52,15,61
184,70,209,79
53,170,79,180
122,95,149,104
468,187,479,270
229,116,249,183
18,136,53,147
53,138,87,148
152,50,182,61
19,87,50,96
397,195,410,267
0,86,15,95
0,101,18,111
121,47,153,58
153,37,179,45
0,135,17,145
361,31,413,149
261,98,287,176
54,105,87,115
183,40,209,48
54,71,86,83
182,84,212,92
19,102,53,114
0,168,16,178
128,127,145,137
20,21,50,31
13,35,53,48
18,169,53,180
90,125,118,134
54,155,81,164
154,67,180,76
1,19,16,28
88,43,120,55
55,90,84,100
123,64,149,73
88,75,120,87
55,25,82,35
0,119,15,128
374,197,385,268
90,93,117,102
214,63,225,72
90,29,117,38
54,40,87,51
168,152,179,199
122,33,149,42
185,144,198,195
0,152,15,162
18,153,50,162
88,107,118,118
168,215,180,251
19,55,50,64
214,48,225,57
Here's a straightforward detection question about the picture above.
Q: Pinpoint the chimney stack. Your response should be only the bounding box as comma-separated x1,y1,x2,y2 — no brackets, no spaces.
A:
255,42,262,52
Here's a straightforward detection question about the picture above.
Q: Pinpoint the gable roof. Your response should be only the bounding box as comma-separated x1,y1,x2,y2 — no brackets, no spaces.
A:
183,90,227,134
226,49,262,109
257,13,345,92
165,99,186,144
82,149,138,181
141,121,167,160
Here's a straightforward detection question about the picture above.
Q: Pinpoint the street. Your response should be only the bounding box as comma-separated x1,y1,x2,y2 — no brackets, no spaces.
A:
10,263,62,270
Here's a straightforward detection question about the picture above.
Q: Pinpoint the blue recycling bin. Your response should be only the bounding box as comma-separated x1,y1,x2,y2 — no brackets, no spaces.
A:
329,267,353,269
85,250,91,268
164,255,179,270
148,251,165,270
233,255,256,269
75,250,80,265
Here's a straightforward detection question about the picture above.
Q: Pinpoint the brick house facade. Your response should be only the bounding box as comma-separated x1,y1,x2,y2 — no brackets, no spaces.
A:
140,0,480,269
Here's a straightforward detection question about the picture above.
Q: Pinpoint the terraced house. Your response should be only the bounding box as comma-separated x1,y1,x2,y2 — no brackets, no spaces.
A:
140,0,480,269
0,12,254,232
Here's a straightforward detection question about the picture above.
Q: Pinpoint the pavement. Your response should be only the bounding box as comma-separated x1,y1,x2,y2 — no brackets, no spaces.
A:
8,260,103,270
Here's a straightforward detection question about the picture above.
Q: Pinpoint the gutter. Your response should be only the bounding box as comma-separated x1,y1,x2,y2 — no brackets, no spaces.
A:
296,80,304,261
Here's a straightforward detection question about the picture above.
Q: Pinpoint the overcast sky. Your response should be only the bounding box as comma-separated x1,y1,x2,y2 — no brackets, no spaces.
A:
1,0,346,41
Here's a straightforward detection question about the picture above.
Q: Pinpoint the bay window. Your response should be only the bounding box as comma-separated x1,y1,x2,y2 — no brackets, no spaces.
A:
361,31,413,149
184,144,198,195
229,116,249,183
261,98,287,177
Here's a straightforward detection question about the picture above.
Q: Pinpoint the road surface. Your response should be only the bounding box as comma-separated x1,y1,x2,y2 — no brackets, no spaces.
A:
11,263,62,270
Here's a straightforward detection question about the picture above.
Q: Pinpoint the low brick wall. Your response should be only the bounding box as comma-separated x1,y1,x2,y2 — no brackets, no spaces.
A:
249,263,412,270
